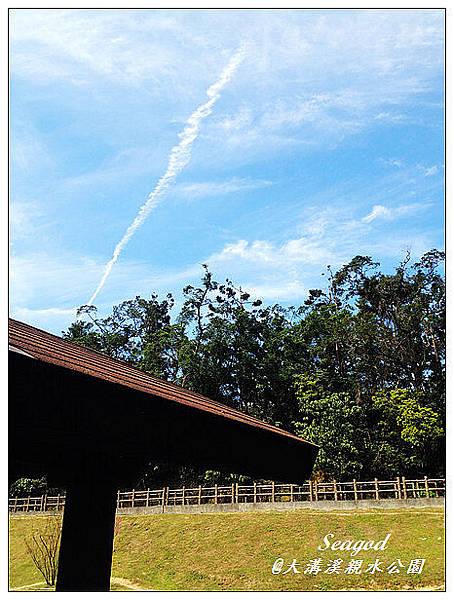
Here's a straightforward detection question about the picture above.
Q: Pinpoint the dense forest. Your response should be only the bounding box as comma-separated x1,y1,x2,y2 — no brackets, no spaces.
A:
10,249,445,495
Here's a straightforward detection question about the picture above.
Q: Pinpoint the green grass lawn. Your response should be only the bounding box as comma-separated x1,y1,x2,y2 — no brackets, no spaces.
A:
9,507,445,591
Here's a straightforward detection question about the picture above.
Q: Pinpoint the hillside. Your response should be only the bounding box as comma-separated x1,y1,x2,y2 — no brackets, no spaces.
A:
9,507,444,591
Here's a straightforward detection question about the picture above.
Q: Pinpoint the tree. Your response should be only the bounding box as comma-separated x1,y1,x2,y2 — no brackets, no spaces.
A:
24,517,61,587
293,374,365,479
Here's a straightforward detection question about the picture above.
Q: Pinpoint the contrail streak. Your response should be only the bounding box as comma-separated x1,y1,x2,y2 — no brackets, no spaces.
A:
87,46,246,306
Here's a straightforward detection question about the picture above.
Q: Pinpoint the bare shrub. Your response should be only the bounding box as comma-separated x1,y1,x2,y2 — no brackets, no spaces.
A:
24,516,61,586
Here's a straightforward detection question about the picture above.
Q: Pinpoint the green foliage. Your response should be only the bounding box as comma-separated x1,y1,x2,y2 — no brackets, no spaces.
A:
373,389,443,446
9,478,63,498
370,389,444,475
9,478,47,498
293,375,365,479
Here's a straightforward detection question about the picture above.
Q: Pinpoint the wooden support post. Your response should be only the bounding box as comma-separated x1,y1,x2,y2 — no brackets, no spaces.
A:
290,484,294,503
333,481,338,501
402,476,407,499
182,486,185,506
198,485,202,505
161,487,166,507
131,489,135,508
353,479,358,501
309,480,313,502
26,496,30,513
56,464,118,591
235,483,239,504
146,489,150,507
424,476,429,498
374,478,379,500
314,481,318,502
43,495,47,512
231,483,235,504
396,477,401,499
253,482,257,504
271,481,275,503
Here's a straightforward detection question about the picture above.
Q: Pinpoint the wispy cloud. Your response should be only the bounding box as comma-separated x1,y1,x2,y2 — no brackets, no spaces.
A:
379,158,405,168
87,45,246,305
421,165,439,177
199,197,435,301
177,178,272,199
10,201,47,241
362,202,432,224
362,204,391,223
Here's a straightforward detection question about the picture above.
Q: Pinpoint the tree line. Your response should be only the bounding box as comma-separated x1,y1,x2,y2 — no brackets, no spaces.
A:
10,249,445,495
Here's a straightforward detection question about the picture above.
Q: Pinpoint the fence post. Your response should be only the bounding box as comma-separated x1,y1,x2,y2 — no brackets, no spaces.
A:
309,480,313,502
271,481,275,503
314,481,318,502
290,484,294,503
182,486,185,506
161,487,166,507
424,476,429,498
253,482,257,504
235,483,239,503
396,477,401,499
353,479,358,501
231,483,234,504
43,495,48,512
146,489,150,507
333,481,338,501
198,485,202,505
214,485,218,505
402,477,407,499
374,478,379,500
26,496,30,513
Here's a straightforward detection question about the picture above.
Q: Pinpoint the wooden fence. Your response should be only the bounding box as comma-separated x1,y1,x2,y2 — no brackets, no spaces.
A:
9,477,445,513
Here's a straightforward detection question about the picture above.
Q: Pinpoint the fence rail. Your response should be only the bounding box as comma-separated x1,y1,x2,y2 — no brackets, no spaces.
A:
9,477,445,514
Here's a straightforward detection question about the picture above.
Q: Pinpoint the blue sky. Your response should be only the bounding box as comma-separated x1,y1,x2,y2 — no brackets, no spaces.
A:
10,8,445,334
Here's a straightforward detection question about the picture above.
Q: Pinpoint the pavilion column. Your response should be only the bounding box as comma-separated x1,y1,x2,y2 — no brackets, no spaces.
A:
56,459,118,592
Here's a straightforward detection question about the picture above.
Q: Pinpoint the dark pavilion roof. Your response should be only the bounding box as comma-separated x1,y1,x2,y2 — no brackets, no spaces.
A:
9,319,318,482
9,318,313,444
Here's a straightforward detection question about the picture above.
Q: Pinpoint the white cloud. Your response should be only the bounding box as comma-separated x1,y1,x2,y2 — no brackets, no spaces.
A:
11,125,56,173
10,201,46,241
380,158,405,168
374,112,408,124
219,107,254,132
362,202,431,223
177,178,272,199
423,165,439,177
362,204,392,223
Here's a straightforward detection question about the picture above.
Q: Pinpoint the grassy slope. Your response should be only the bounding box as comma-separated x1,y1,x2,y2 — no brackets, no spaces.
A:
10,508,444,591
